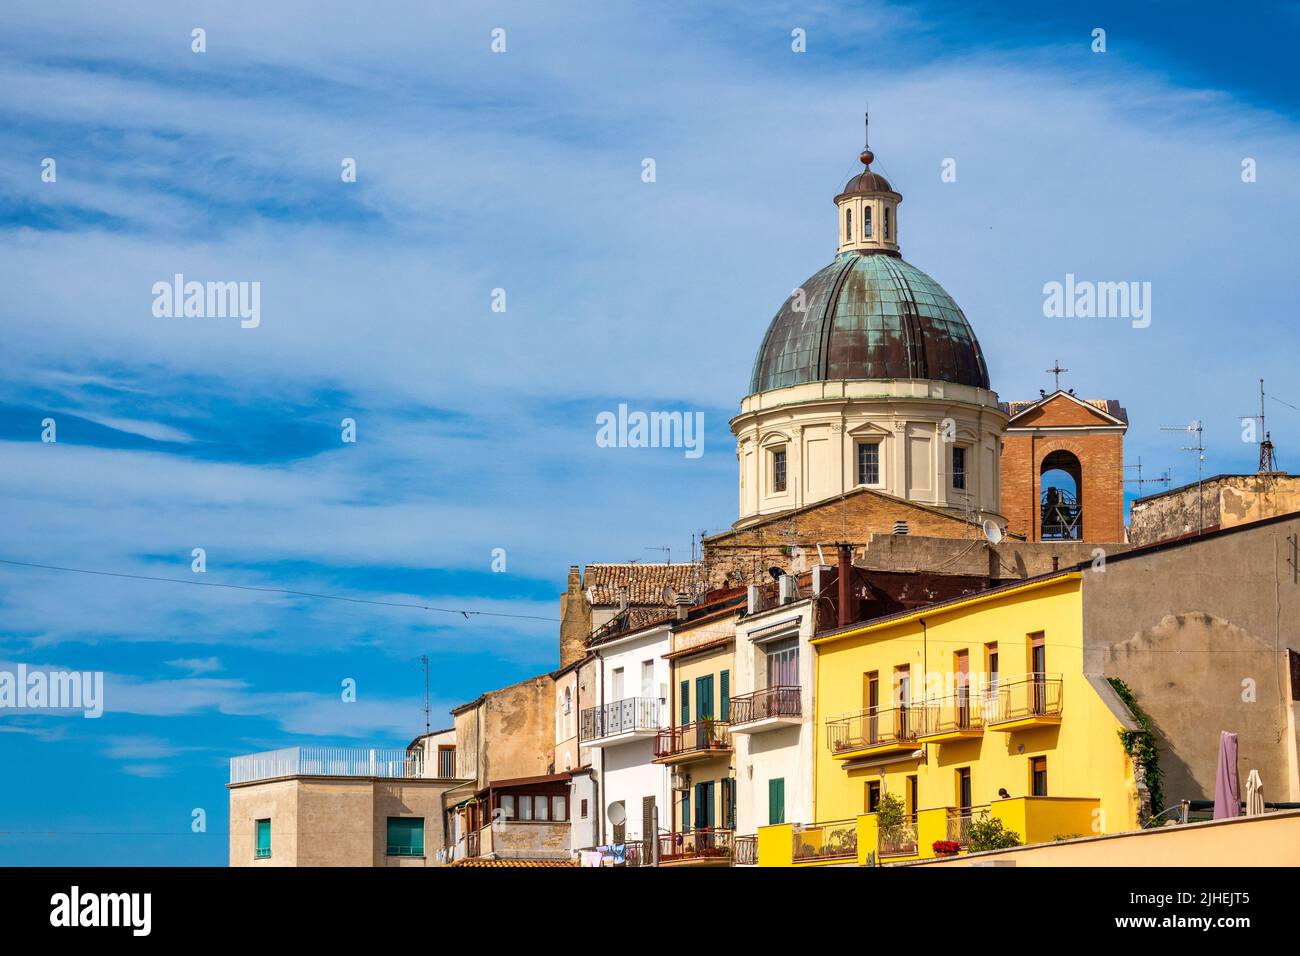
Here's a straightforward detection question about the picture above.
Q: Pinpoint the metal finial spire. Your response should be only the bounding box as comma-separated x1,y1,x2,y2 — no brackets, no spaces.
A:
859,106,874,167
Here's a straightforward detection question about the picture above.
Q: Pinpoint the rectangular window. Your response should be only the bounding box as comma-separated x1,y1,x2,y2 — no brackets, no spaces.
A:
535,795,551,821
720,670,730,721
1031,756,1048,797
864,205,872,238
500,794,516,820
721,778,736,830
680,680,690,725
611,666,625,701
580,799,589,819
952,446,966,490
845,207,852,242
866,781,881,814
884,206,891,240
554,795,568,821
907,775,918,816
254,818,271,859
957,768,972,811
386,817,425,857
857,441,880,485
519,795,534,821
768,778,785,826
681,791,691,832
766,637,799,688
772,448,787,493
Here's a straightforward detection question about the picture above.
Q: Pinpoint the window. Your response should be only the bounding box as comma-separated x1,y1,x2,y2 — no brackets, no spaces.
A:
580,799,589,819
952,446,966,490
907,775,918,816
957,768,972,811
386,817,425,857
857,441,880,485
766,637,799,688
772,447,787,493
681,791,691,832
720,670,730,721
768,778,785,826
866,781,881,813
611,666,625,701
845,207,852,241
500,794,516,820
680,680,690,725
695,674,714,721
864,205,872,238
563,686,572,714
721,778,736,830
1031,756,1048,797
535,795,551,821
254,818,271,859
519,795,534,821
884,206,891,240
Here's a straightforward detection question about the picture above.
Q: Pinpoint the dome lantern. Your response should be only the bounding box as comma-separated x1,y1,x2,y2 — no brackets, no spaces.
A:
834,112,901,255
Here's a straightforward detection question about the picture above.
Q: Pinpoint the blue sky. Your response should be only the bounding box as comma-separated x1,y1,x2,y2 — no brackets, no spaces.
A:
1,1,1298,865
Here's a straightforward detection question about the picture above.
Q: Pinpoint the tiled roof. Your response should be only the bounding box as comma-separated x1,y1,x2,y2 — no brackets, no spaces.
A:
583,563,703,606
1002,394,1129,425
589,606,676,646
449,857,578,867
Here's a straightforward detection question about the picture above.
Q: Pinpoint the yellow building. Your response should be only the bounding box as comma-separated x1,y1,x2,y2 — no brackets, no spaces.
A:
762,571,1144,865
656,590,746,866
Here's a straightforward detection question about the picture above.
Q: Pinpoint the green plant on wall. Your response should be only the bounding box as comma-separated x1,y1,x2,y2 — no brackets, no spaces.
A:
1107,677,1163,819
966,811,1021,851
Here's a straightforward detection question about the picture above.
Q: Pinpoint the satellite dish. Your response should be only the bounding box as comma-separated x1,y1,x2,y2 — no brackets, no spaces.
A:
606,802,627,826
981,519,1004,545
661,586,677,604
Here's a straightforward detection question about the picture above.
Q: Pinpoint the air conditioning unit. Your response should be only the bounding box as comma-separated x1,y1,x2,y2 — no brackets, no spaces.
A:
670,770,690,791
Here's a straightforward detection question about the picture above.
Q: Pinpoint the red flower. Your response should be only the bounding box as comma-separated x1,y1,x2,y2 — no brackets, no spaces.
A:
931,840,961,854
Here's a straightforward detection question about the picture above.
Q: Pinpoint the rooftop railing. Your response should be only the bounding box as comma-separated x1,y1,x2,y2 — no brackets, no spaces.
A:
792,819,858,863
230,746,424,784
658,828,734,863
579,696,660,742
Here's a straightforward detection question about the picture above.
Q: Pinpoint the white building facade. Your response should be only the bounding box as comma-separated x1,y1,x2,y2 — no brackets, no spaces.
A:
583,618,673,854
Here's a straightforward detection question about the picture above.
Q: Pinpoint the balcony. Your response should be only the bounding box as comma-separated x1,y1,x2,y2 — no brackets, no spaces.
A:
658,828,734,866
728,686,802,734
230,746,423,784
733,834,758,866
579,697,661,747
792,819,858,864
945,805,989,847
826,705,920,760
915,691,984,743
985,675,1063,731
653,720,732,765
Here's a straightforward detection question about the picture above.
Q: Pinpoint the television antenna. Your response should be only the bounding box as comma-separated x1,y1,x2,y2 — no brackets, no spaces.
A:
1161,419,1206,534
1124,456,1172,496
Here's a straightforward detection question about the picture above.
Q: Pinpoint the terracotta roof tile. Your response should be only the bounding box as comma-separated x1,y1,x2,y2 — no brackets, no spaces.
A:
449,857,578,867
583,563,703,606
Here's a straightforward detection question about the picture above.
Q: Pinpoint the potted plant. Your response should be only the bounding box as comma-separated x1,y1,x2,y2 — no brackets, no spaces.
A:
931,839,961,857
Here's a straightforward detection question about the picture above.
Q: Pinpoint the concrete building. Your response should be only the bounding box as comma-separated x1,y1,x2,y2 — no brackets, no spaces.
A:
228,745,466,867
1128,471,1300,545
580,611,674,862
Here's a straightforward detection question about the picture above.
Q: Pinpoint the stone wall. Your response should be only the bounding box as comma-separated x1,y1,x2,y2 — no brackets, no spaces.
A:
1129,473,1300,546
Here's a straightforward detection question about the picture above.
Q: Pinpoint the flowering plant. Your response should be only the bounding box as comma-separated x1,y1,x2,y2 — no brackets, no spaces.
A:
931,840,961,855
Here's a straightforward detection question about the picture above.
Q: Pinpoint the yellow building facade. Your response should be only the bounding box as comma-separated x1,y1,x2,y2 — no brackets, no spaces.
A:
762,572,1143,865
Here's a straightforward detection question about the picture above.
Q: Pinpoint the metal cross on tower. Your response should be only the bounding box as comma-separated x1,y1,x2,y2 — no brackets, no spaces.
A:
1046,360,1069,392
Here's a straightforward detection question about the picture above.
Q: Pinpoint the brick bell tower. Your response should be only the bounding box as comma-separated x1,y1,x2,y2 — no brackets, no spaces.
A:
999,364,1128,543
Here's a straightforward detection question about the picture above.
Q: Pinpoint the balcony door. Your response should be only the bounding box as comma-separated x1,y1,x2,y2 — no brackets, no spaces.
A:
1030,633,1046,714
957,767,972,812
693,781,715,830
611,667,625,702
955,650,970,728
864,672,879,744
766,638,798,688
895,665,911,738
695,674,714,721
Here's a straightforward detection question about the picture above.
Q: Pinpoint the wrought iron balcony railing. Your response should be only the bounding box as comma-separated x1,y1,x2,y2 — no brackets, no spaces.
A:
825,705,919,755
945,805,990,846
733,834,758,866
729,686,801,725
579,696,661,742
878,814,918,857
984,674,1063,725
917,691,984,737
658,828,734,863
654,720,731,760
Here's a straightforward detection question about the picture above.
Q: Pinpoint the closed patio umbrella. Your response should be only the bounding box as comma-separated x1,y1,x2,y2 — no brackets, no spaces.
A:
1245,769,1264,817
1213,731,1240,820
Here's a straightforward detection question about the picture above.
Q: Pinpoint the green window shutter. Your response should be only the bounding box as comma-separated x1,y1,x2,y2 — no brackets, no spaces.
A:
680,680,690,725
720,670,730,721
386,817,425,857
681,791,691,832
255,818,271,858
696,675,714,721
768,779,785,826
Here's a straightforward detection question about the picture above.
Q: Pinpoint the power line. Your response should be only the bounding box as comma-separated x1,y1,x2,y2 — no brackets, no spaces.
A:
0,557,558,623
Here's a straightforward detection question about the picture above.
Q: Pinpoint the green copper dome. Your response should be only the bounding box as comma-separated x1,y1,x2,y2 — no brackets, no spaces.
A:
748,252,991,394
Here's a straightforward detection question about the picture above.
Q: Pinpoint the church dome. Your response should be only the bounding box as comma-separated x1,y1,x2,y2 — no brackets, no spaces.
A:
748,251,992,394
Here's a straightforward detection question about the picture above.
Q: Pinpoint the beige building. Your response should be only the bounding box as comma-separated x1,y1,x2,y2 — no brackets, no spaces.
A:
1129,471,1300,545
228,745,465,867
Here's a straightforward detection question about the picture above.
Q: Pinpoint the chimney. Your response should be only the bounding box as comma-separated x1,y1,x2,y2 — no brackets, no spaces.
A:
837,544,853,628
674,591,692,622
617,586,628,612
779,574,797,605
